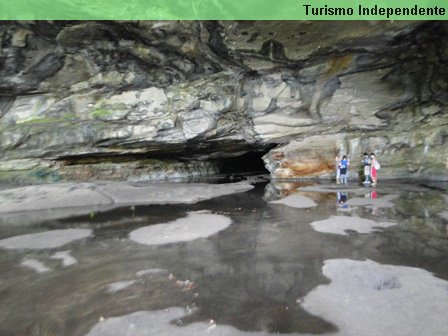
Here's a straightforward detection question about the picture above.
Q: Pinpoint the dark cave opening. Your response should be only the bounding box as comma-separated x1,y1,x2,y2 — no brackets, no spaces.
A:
215,151,270,175
54,148,272,179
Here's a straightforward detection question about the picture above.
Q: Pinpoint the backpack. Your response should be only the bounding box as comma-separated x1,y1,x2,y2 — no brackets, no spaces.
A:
339,160,348,174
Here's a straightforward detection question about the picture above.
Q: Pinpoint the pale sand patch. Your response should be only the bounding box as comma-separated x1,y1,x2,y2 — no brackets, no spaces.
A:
136,269,169,277
85,307,313,336
106,280,137,293
21,258,50,273
129,212,231,246
346,194,399,208
0,229,92,250
269,194,316,208
302,259,448,336
50,250,77,267
310,215,396,235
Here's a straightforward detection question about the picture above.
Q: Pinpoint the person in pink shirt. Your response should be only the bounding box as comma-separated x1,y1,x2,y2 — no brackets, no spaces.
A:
370,153,380,187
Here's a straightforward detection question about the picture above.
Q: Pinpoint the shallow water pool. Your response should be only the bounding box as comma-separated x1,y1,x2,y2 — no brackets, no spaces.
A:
0,181,447,336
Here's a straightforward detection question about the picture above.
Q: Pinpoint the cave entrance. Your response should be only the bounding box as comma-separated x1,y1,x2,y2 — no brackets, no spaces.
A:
216,151,270,176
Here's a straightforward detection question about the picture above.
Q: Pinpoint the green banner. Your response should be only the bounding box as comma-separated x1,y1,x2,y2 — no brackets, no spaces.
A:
0,0,446,20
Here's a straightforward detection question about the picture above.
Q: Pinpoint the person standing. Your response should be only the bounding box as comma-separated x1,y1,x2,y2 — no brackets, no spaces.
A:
362,152,371,185
346,155,350,180
335,156,341,184
339,155,349,185
370,153,380,187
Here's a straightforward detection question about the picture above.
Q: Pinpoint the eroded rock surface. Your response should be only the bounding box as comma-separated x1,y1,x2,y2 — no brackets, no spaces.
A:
1,21,447,182
0,181,253,214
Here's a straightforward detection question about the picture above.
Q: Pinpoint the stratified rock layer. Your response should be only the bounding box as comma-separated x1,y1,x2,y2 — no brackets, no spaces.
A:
1,21,447,181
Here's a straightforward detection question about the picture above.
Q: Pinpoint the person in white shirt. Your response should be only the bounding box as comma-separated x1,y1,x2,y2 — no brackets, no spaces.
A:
362,152,371,185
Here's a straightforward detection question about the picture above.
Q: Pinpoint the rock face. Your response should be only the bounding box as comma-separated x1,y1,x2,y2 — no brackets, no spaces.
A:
1,21,448,182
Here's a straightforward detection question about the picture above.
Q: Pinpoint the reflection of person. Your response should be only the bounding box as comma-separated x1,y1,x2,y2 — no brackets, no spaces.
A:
337,192,349,208
363,191,379,215
337,192,348,203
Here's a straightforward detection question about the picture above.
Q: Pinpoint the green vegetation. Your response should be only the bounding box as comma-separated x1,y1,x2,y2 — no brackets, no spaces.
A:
0,167,61,184
20,117,65,125
62,113,79,121
29,167,61,182
91,108,112,118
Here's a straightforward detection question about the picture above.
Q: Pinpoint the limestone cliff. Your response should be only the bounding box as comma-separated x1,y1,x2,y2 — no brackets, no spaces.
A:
1,21,447,182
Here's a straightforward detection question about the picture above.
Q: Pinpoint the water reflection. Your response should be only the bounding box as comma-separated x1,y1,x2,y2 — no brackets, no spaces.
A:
336,191,348,205
0,181,447,335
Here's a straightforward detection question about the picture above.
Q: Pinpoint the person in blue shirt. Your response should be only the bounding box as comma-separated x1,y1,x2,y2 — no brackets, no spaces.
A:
339,155,349,185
